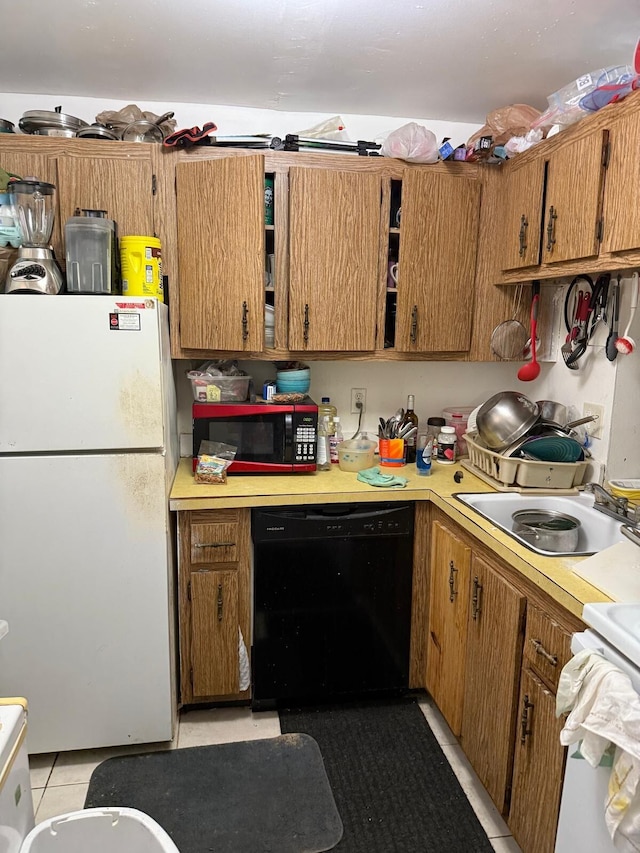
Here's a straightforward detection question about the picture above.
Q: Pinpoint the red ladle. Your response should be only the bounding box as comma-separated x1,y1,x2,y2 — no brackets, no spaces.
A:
518,283,541,382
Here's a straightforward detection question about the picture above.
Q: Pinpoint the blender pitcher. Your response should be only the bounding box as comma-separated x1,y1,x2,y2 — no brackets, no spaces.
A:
5,180,64,294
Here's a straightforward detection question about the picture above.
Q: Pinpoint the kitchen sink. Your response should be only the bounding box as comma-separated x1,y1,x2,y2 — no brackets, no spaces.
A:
455,492,628,557
583,603,640,667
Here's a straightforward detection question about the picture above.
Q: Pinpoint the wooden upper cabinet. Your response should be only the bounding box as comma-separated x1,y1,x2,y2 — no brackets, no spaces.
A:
56,154,154,237
395,172,480,352
461,552,526,813
176,156,265,351
501,158,546,271
288,167,382,351
602,112,640,253
426,519,471,737
541,130,606,264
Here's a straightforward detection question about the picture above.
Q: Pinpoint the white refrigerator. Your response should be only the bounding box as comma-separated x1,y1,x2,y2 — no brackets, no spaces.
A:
0,296,178,754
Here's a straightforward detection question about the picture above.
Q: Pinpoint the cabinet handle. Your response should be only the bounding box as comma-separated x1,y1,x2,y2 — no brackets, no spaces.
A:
518,214,528,257
410,305,418,344
520,694,534,744
471,576,482,620
194,542,235,548
303,303,310,344
530,638,558,667
545,205,557,253
217,583,223,621
241,301,249,341
448,560,458,602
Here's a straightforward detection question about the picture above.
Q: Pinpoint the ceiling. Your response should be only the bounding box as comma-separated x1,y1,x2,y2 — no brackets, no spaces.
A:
3,0,640,123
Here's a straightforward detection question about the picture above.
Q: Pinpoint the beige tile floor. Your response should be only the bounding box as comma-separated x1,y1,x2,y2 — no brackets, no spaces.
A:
28,697,521,852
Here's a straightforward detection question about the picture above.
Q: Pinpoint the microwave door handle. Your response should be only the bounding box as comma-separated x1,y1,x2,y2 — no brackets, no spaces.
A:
283,412,293,463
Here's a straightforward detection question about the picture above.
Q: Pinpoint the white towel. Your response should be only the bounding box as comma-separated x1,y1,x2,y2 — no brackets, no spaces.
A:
557,649,640,851
238,628,251,692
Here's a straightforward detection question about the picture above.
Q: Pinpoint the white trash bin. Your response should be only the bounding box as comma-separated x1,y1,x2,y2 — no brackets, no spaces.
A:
21,809,181,853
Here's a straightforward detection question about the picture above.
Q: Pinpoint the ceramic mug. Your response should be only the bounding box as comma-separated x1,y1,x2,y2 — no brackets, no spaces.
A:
387,262,399,289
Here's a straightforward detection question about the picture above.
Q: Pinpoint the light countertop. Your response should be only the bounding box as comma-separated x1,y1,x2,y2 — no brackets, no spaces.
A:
170,457,611,618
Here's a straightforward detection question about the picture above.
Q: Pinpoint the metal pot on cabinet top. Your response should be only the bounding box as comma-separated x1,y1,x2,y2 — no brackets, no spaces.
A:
19,107,88,137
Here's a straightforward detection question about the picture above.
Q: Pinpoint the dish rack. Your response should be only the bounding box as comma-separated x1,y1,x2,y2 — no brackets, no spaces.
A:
463,432,588,490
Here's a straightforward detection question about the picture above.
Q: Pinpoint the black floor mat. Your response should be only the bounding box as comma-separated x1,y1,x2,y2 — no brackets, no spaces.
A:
279,696,494,853
85,733,343,853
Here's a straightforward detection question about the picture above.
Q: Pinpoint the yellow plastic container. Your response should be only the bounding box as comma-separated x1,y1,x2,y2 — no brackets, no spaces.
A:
120,236,163,301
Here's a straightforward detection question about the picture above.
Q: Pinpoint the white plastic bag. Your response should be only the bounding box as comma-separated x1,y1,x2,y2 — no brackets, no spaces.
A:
381,122,439,164
294,115,351,141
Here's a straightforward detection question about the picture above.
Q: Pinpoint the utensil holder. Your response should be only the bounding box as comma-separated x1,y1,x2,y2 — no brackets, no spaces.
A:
379,438,406,467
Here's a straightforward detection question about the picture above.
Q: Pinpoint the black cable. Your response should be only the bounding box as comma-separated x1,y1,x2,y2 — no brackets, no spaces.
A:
350,402,364,440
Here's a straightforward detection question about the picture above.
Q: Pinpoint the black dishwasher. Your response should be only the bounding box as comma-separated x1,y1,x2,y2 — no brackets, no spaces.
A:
251,501,414,709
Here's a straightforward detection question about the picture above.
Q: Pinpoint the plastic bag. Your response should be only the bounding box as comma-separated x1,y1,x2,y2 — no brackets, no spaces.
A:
381,123,439,164
467,105,542,149
294,115,350,141
194,441,237,484
504,128,545,156
532,66,635,130
94,104,177,137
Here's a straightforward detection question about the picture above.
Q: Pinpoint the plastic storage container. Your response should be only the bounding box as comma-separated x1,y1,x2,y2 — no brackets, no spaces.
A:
188,373,251,402
120,236,163,301
442,406,475,456
65,211,118,294
337,436,376,472
0,699,34,853
20,809,180,853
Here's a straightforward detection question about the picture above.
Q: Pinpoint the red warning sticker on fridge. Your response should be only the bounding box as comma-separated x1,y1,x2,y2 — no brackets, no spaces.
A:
115,301,149,310
109,312,141,331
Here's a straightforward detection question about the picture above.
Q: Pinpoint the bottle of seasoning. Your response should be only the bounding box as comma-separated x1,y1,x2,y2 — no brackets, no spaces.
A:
436,426,457,465
399,395,419,463
427,417,446,459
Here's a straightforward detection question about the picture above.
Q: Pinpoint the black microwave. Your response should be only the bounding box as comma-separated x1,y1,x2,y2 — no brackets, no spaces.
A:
192,398,318,474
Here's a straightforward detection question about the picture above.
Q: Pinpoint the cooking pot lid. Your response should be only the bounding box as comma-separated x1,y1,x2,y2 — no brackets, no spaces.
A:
19,109,88,133
76,123,118,140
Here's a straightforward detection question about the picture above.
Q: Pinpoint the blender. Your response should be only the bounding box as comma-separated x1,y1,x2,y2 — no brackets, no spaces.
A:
5,179,64,294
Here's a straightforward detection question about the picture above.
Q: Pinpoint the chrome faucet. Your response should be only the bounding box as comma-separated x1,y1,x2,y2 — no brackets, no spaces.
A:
584,482,640,527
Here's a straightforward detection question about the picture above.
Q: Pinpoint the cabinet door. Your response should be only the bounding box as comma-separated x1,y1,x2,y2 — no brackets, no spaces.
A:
426,519,471,737
288,167,381,351
602,112,640,253
508,668,566,853
190,569,239,698
541,132,606,264
176,156,265,351
56,155,154,236
395,172,480,352
461,553,526,813
501,158,546,270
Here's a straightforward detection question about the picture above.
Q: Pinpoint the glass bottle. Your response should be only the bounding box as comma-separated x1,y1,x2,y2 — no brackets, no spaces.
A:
316,417,331,471
329,416,343,464
399,395,419,463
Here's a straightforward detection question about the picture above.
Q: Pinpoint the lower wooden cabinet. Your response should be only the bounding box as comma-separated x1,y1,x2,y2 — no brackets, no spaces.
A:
177,508,251,704
425,518,471,737
508,604,574,853
460,553,525,813
425,509,583,849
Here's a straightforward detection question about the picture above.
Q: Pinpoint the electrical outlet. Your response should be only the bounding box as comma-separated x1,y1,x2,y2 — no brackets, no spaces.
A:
583,402,604,440
351,388,367,414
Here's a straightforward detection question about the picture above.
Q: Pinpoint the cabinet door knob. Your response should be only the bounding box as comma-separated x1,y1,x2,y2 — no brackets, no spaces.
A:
530,638,558,666
303,303,310,344
448,560,458,602
410,305,418,344
241,301,249,342
520,694,534,744
518,214,529,257
546,205,557,253
217,583,223,621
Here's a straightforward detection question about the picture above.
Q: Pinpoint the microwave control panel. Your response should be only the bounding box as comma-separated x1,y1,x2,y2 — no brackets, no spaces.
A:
294,413,317,464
